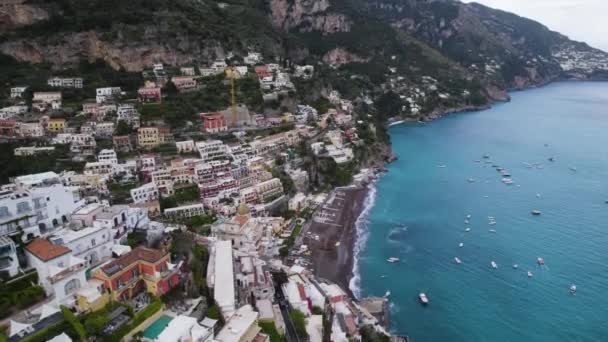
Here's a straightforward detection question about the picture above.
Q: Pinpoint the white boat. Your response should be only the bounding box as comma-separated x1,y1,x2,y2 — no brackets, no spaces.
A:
384,291,391,298
465,228,471,232
489,229,496,233
454,257,462,264
570,284,577,294
438,165,447,168
527,271,533,278
459,242,464,248
536,193,541,198
491,261,498,269
464,219,470,224
512,264,519,269
387,257,400,263
466,214,471,219
488,221,497,226
532,210,542,216
467,178,475,183
502,178,514,185
569,167,577,172
419,293,429,305
537,257,545,266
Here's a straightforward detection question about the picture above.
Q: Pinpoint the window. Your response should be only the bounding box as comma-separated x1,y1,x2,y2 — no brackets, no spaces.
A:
132,268,139,278
91,238,96,246
16,201,31,213
0,207,9,218
64,279,81,295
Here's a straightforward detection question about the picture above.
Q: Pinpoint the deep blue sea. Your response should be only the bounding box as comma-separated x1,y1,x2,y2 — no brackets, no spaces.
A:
353,82,608,342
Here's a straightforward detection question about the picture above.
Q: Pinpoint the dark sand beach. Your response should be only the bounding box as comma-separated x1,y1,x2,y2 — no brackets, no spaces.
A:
305,186,368,296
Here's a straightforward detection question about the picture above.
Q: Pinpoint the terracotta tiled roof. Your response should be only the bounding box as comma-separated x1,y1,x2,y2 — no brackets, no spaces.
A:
25,238,71,261
101,246,167,276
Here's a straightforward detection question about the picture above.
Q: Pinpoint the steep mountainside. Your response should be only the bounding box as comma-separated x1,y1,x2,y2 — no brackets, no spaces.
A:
362,0,608,88
1,0,607,118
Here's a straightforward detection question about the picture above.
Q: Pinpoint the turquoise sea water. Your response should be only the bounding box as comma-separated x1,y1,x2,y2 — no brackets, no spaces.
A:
355,82,608,342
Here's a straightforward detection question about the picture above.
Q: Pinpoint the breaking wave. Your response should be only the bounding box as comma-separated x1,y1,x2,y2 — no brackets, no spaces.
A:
349,180,378,299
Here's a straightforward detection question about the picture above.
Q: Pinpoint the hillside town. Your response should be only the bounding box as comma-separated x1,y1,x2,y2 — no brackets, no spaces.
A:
0,52,397,342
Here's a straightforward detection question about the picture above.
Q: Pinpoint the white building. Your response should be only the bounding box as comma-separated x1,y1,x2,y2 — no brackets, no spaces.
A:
164,203,205,219
10,86,28,99
14,171,61,188
130,183,159,204
83,161,114,176
326,145,353,164
176,140,195,153
244,52,262,65
0,105,28,119
33,92,62,104
48,225,114,267
215,305,260,342
14,146,55,156
93,205,148,243
0,184,80,240
156,315,213,342
196,140,230,162
17,122,45,138
288,192,307,212
96,87,121,104
254,178,283,203
47,77,83,89
25,238,87,307
208,240,235,319
116,104,140,127
94,122,115,138
151,169,174,197
97,149,118,164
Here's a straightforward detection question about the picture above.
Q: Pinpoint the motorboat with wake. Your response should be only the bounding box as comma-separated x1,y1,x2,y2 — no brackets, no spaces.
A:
419,293,429,305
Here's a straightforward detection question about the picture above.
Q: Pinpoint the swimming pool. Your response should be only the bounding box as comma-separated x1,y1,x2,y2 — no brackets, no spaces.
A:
142,315,173,340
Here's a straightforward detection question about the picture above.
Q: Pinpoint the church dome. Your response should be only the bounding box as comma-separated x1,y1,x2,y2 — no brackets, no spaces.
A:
237,203,250,216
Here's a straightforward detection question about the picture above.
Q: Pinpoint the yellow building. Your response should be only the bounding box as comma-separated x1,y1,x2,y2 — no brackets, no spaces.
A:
47,118,67,133
137,126,172,149
75,279,111,313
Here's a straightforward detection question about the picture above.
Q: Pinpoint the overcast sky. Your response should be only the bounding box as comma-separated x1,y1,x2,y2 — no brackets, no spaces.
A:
462,0,608,51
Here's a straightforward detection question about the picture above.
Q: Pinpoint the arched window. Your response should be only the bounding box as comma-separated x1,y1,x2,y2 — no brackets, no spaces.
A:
64,278,81,295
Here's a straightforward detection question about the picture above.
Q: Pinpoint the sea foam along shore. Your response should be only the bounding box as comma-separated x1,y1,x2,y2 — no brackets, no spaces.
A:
349,179,379,299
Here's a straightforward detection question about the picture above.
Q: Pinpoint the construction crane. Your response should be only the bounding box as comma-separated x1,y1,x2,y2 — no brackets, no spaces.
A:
226,67,238,127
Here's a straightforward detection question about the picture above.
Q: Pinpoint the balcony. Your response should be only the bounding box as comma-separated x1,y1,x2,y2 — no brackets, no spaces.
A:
117,275,140,290
142,267,178,282
48,262,86,284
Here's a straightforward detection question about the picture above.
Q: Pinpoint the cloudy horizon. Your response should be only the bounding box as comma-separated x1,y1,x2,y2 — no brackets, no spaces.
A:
463,0,608,51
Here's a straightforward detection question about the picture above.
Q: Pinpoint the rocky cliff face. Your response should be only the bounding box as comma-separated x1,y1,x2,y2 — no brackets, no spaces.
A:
0,31,226,71
0,3,49,32
268,0,351,33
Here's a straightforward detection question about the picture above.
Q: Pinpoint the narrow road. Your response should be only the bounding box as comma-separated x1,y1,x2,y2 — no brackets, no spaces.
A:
274,285,300,342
